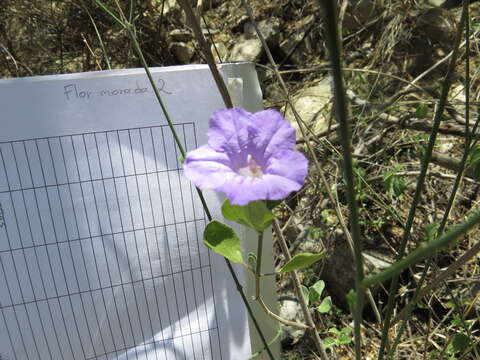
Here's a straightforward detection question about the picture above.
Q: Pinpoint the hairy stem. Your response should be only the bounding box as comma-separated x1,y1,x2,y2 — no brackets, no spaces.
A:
388,5,475,356
95,2,276,359
362,209,480,289
375,3,468,358
317,1,365,358
273,220,332,360
255,232,310,330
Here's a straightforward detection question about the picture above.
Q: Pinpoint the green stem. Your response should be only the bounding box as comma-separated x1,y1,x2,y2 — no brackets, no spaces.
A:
95,3,275,359
318,1,364,358
387,5,474,356
273,220,332,360
376,3,468,359
126,26,186,157
177,0,233,108
81,1,111,70
362,208,480,289
255,232,263,300
130,29,276,358
255,232,309,329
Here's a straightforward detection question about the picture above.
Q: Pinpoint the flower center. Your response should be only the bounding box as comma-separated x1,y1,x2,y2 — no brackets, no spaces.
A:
238,155,264,178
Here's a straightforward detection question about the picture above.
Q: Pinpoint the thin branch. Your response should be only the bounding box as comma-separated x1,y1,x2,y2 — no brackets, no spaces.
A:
273,220,332,359
176,0,233,108
376,4,468,357
95,3,275,359
317,2,365,359
255,231,310,330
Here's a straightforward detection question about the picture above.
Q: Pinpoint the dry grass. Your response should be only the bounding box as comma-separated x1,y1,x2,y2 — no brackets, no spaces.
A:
2,0,480,358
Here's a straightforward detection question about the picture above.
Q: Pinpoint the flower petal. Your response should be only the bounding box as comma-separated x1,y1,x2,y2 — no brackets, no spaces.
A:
183,144,237,190
250,109,296,159
184,108,309,206
220,173,303,206
265,150,308,185
207,107,253,152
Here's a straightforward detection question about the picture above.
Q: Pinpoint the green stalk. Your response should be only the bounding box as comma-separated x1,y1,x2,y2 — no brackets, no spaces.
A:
125,25,187,157
81,1,112,70
317,1,364,358
388,4,474,356
95,2,275,359
254,231,309,329
362,208,480,289
376,3,468,358
128,26,276,360
255,232,264,301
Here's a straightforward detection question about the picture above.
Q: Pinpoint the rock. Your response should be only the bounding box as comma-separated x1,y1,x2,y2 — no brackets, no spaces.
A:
343,0,378,32
228,37,263,62
56,56,84,73
279,15,314,65
264,83,284,104
231,15,250,34
363,252,393,272
404,8,455,75
278,298,306,345
199,0,222,10
211,42,229,62
317,230,387,313
428,0,447,5
282,77,332,140
449,84,466,116
229,17,281,62
155,0,183,22
318,234,355,311
415,8,456,46
169,42,194,64
169,29,192,42
438,0,480,8
279,35,307,65
244,18,281,47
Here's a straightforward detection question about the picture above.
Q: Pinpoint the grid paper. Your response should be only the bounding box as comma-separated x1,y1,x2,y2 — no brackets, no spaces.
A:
0,124,222,360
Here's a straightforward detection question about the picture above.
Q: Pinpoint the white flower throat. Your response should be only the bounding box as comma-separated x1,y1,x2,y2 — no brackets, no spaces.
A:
238,154,264,178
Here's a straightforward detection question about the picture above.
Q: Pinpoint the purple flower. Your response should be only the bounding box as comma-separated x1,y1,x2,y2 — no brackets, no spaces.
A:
183,108,308,206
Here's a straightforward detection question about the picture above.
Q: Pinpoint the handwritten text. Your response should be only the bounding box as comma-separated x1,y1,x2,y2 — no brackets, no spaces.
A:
64,78,171,100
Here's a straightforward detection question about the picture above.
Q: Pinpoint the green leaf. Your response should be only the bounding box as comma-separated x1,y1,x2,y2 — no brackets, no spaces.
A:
222,199,275,231
316,296,332,313
328,328,340,335
278,252,326,273
415,104,429,119
266,200,283,210
307,226,324,241
451,315,462,327
424,223,440,242
391,176,406,197
323,337,336,350
338,335,352,345
309,280,325,304
203,221,244,264
382,165,406,197
452,332,470,353
340,327,353,335
300,285,310,306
